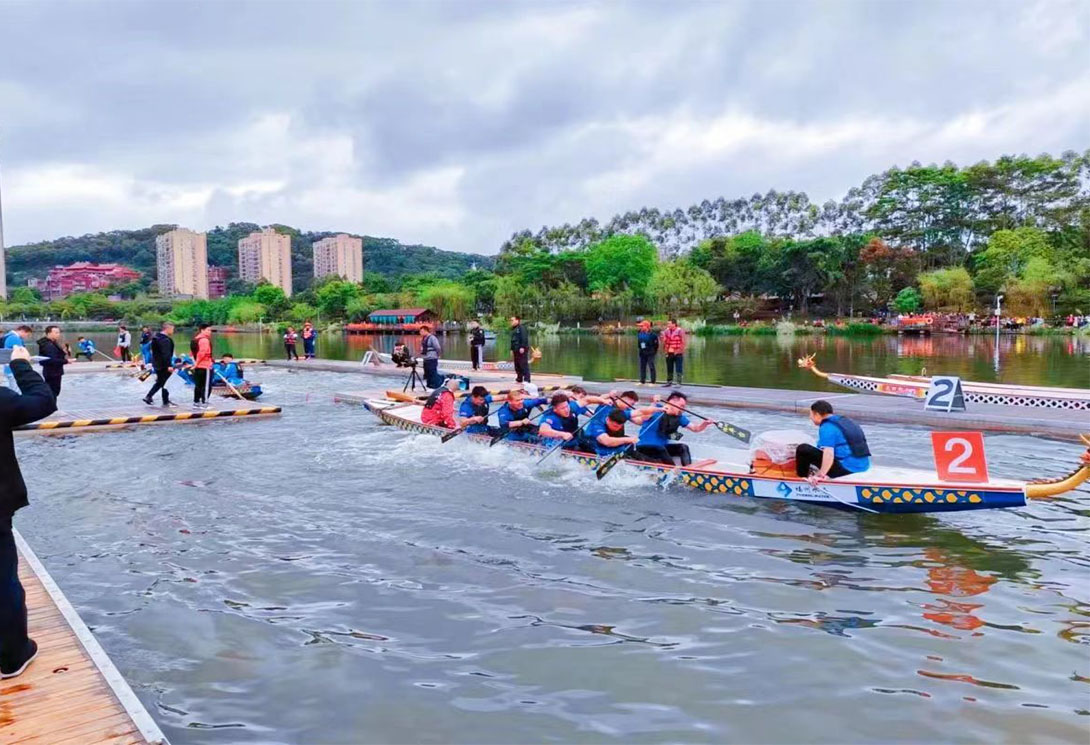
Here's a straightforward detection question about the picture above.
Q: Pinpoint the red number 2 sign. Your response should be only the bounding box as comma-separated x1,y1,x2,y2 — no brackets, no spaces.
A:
931,432,989,483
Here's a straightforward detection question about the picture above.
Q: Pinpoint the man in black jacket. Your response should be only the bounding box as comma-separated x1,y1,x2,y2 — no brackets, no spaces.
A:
36,326,69,398
0,345,57,678
143,322,177,407
510,315,530,383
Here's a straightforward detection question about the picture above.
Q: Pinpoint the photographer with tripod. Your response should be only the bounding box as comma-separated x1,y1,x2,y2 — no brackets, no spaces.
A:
418,325,443,389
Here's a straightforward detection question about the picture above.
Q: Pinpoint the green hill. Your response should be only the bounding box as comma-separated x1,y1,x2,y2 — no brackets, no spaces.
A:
5,223,493,293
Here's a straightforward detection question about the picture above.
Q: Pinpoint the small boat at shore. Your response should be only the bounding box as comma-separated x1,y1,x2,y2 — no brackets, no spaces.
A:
798,355,1090,411
361,395,1090,514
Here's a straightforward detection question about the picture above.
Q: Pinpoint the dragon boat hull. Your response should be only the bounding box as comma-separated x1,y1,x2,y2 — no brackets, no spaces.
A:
355,399,1088,515
798,356,1090,411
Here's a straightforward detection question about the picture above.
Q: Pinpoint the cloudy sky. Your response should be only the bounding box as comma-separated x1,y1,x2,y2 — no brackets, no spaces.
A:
1,0,1087,254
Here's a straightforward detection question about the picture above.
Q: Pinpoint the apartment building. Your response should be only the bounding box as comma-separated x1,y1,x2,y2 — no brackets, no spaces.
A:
238,228,293,296
312,233,363,283
156,228,209,299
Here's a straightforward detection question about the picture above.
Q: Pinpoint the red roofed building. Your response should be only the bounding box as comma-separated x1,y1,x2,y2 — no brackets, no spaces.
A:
34,262,142,300
345,308,437,334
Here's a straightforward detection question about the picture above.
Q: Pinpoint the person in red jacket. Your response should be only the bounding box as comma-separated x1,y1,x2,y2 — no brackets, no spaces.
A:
420,377,461,429
191,324,215,409
661,318,686,386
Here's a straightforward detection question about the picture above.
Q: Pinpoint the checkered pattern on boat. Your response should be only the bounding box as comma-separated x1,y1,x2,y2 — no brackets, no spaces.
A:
828,374,1088,410
855,485,1024,511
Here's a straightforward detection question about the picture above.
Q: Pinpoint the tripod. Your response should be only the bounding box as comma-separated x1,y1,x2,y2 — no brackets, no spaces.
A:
403,362,425,392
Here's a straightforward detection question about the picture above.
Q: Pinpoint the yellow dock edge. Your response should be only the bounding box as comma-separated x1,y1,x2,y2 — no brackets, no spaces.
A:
13,530,168,744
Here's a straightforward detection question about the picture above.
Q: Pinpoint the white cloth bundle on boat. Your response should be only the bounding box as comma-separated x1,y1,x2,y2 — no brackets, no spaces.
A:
750,430,813,464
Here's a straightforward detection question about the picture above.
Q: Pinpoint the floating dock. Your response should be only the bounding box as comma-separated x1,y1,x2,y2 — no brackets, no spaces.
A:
63,360,267,375
2,531,167,744
265,358,580,385
16,403,282,436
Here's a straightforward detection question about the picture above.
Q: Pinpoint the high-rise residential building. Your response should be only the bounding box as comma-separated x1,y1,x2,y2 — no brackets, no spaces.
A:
312,233,364,283
156,228,209,299
207,266,230,299
238,227,293,296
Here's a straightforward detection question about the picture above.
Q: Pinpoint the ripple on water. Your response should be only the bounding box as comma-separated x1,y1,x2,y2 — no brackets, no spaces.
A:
14,369,1090,744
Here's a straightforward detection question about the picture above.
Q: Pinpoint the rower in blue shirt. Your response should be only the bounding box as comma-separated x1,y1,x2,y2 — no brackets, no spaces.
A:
795,400,871,482
496,386,548,442
585,389,654,442
457,385,494,435
594,409,640,457
635,391,714,466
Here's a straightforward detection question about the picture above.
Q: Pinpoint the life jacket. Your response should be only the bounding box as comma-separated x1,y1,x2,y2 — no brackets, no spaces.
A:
424,387,451,411
467,399,489,418
551,411,579,433
826,415,871,458
656,412,682,439
504,403,533,423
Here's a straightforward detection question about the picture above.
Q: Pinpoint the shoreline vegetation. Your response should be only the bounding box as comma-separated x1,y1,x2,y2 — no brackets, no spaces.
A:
3,152,1088,336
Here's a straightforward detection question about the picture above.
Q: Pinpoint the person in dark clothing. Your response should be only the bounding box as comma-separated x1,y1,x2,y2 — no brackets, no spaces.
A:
469,323,486,371
510,315,530,383
795,400,872,481
0,345,57,679
636,320,659,384
143,322,177,407
36,326,69,398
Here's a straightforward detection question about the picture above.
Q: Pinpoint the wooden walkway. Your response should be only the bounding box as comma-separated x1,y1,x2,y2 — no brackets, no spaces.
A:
15,403,282,436
0,532,166,745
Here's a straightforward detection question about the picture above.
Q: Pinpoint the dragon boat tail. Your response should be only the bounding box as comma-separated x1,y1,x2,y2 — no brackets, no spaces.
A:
360,398,1090,515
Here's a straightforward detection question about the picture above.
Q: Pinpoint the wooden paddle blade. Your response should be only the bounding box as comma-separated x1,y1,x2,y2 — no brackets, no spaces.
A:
716,421,751,443
595,451,627,480
440,428,463,443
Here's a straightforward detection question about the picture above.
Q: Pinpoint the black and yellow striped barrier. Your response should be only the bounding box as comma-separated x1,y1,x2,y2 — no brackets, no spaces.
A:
18,406,282,431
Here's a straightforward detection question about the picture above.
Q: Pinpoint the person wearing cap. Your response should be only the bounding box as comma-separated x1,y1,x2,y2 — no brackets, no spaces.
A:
636,320,659,385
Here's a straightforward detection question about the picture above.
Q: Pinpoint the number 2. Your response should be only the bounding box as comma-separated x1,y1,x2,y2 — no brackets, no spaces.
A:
944,437,974,474
929,379,953,407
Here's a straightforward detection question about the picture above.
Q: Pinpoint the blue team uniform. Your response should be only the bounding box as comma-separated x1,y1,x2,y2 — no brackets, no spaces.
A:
585,405,631,441
817,415,871,473
638,410,691,447
458,394,493,434
496,397,548,442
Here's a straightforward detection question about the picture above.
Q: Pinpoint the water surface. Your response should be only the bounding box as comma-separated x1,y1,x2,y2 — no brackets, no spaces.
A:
16,366,1090,744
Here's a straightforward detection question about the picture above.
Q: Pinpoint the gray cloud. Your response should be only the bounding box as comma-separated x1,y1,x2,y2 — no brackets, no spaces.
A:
1,0,1087,253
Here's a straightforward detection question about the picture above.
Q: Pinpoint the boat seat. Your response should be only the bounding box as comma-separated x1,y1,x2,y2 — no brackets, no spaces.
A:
750,455,797,479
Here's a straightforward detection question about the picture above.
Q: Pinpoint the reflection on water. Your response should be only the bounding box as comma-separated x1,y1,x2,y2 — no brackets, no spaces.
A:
15,366,1090,743
76,329,1090,391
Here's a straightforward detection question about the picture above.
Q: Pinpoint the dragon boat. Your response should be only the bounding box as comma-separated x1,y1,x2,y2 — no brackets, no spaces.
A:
360,396,1090,514
798,355,1090,411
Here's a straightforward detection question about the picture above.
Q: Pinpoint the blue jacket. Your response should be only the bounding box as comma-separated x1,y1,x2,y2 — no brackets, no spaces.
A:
638,409,691,448
497,397,547,441
458,394,492,434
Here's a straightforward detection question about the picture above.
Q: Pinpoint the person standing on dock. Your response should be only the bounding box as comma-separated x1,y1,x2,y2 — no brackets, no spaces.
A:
469,322,486,371
190,324,214,409
418,324,443,388
302,321,317,360
143,322,177,407
510,315,531,383
661,319,685,386
2,326,32,390
637,320,659,385
796,400,871,482
116,325,132,362
284,327,300,360
36,326,70,398
0,344,57,679
138,326,153,368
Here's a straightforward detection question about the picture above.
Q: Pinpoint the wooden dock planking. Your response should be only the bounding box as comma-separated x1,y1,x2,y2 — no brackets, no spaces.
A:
1,532,166,745
15,403,282,436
